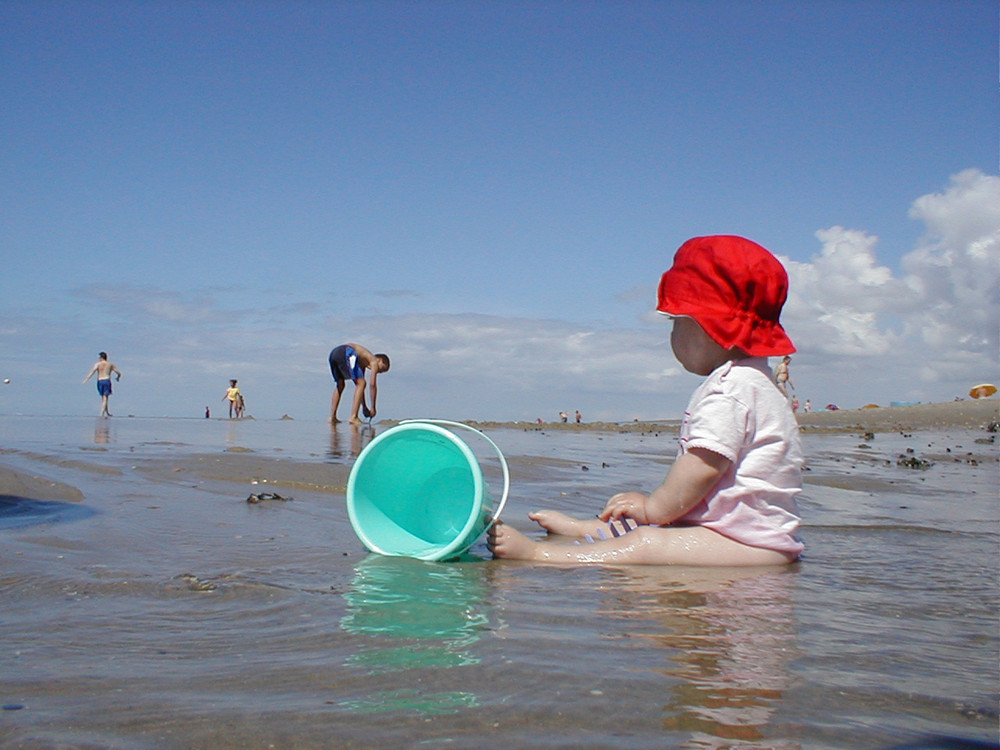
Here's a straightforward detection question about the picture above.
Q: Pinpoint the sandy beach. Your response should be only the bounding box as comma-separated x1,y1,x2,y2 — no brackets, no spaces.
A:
466,397,1000,434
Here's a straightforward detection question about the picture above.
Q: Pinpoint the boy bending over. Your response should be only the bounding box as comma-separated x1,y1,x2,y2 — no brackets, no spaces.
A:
328,343,390,425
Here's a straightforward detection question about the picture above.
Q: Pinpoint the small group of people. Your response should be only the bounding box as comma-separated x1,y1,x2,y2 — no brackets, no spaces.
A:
218,345,391,425
558,411,583,423
83,344,391,424
774,354,815,414
789,396,812,413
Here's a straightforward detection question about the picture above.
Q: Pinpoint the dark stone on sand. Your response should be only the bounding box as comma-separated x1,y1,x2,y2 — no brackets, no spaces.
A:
897,456,932,470
246,492,292,503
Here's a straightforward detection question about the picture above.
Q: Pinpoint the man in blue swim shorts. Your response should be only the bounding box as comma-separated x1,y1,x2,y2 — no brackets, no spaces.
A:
328,343,390,424
82,351,123,417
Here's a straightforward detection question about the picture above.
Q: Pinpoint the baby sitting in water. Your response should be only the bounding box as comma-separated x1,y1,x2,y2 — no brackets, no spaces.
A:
489,235,805,566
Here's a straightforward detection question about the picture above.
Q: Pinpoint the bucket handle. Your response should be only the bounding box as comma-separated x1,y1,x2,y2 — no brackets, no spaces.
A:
399,419,510,529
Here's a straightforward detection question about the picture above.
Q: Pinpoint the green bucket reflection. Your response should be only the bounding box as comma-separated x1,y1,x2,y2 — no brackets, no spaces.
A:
341,555,490,673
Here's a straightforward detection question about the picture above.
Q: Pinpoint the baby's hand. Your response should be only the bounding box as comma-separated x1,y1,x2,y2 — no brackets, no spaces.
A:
598,491,649,525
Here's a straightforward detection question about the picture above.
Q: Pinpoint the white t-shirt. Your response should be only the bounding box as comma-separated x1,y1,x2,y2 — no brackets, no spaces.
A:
675,358,805,555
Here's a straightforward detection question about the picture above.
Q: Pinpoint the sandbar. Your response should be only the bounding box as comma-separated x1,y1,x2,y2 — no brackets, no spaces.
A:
795,398,999,432
466,399,999,435
0,463,84,502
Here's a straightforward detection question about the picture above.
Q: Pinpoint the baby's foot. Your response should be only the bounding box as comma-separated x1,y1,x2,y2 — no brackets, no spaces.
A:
527,510,591,536
488,521,543,561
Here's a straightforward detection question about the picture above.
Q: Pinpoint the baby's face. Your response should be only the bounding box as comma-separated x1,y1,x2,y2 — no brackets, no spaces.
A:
669,317,730,375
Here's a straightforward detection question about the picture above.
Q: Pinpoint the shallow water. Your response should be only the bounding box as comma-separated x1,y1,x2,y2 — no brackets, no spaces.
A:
0,416,997,749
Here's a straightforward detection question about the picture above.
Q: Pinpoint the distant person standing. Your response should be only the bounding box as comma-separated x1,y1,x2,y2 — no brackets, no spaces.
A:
82,351,122,417
222,379,241,419
328,343,390,425
773,355,794,399
575,410,582,423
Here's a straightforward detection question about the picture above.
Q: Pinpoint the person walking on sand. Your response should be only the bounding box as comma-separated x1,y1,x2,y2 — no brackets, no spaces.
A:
222,379,241,419
328,343,390,425
773,355,794,399
82,352,122,417
489,235,804,567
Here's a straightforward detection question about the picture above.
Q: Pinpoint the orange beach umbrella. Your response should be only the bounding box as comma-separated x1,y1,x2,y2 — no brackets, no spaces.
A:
969,383,997,399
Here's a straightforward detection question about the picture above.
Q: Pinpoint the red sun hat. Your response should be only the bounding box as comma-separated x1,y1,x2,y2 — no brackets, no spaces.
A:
657,235,796,356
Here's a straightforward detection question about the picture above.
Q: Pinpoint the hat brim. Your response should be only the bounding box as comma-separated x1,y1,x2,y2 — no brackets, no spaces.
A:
656,299,796,357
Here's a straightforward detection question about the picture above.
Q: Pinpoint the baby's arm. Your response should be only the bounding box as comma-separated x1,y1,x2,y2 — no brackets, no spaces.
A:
599,447,730,525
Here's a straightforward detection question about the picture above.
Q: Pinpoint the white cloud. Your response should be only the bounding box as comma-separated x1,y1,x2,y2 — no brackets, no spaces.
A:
782,227,908,357
902,169,1000,357
908,168,1000,251
781,169,999,406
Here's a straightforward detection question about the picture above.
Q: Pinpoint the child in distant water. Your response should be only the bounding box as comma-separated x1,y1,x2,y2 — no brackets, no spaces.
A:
223,379,241,419
489,235,805,566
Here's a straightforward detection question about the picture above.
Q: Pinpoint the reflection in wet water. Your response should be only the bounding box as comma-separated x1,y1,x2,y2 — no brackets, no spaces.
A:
93,418,111,444
339,555,491,713
0,496,97,530
327,422,377,461
601,566,801,750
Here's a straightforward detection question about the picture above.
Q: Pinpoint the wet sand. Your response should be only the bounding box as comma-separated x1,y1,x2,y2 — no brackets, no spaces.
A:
0,462,84,502
796,397,999,432
5,398,994,507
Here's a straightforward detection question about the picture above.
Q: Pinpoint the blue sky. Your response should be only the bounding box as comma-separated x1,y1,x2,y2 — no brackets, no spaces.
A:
1,0,997,421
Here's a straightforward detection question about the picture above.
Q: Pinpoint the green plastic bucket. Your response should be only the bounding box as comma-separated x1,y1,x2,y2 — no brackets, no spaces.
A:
346,420,509,561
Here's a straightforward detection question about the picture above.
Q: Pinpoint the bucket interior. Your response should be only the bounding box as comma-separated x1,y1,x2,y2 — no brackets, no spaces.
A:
348,426,486,559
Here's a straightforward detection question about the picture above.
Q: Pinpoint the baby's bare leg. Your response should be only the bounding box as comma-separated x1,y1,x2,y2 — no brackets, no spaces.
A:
490,522,796,567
